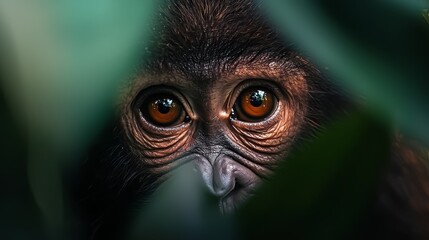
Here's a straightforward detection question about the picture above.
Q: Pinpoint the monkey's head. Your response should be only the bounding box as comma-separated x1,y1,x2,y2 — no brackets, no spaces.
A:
116,0,344,213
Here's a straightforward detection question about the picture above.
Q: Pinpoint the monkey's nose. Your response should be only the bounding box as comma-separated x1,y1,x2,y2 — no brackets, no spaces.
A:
194,155,260,212
212,158,236,198
211,157,258,200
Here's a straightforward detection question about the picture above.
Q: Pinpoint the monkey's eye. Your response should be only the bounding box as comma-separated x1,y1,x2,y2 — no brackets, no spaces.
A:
232,87,276,122
141,94,188,127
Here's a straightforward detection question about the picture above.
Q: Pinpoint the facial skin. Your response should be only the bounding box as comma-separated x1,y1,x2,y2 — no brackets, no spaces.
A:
117,0,326,213
121,63,309,212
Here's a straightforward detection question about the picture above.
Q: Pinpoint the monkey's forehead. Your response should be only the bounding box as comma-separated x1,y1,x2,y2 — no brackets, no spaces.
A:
143,0,296,77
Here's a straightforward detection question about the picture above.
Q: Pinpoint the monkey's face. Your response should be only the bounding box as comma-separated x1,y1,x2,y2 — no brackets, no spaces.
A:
119,0,314,213
121,62,310,212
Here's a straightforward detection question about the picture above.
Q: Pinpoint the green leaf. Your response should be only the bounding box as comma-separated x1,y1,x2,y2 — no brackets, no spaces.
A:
128,163,236,240
261,0,429,144
0,0,157,238
238,110,390,240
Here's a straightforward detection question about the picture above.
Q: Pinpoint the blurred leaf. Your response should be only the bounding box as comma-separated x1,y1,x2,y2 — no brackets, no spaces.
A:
0,0,156,238
424,9,429,24
238,110,390,239
128,163,237,240
0,90,44,239
261,0,429,145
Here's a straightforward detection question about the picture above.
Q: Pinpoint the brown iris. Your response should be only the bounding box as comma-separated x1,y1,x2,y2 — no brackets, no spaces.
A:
232,87,276,122
141,94,187,126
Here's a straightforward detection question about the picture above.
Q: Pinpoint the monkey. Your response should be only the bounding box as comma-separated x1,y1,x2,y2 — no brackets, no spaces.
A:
73,0,429,239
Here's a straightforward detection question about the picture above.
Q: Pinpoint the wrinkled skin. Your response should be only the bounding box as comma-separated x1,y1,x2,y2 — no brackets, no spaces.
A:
122,68,309,212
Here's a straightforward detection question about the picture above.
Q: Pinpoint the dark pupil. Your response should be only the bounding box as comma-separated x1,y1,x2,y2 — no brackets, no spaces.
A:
156,98,174,114
249,90,265,107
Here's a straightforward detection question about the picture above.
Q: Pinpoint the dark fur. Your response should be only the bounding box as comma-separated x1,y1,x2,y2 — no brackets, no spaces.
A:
73,0,429,239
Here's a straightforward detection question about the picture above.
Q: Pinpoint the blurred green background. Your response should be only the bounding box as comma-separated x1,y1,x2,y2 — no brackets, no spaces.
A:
0,0,428,239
